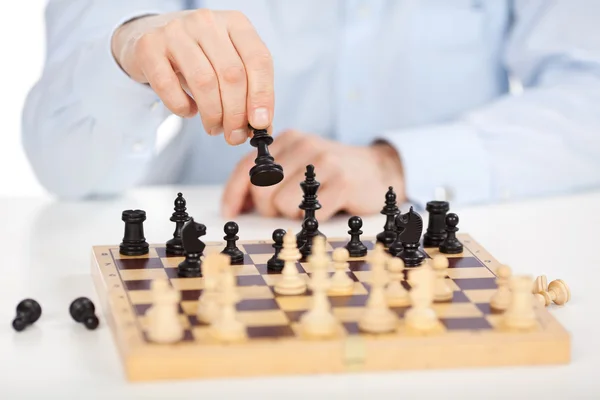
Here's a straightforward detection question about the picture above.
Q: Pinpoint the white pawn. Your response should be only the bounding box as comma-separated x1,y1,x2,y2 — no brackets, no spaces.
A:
432,255,453,302
490,265,512,312
210,264,247,342
300,236,338,338
197,253,227,324
405,264,441,333
359,244,398,333
502,275,537,331
328,247,354,295
146,279,184,344
274,229,307,295
386,257,410,307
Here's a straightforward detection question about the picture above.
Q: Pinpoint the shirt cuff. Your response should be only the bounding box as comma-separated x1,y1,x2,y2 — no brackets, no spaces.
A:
380,122,493,208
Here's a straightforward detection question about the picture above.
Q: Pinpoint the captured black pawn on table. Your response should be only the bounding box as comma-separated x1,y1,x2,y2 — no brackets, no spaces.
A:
248,125,284,187
423,200,450,247
166,192,190,256
395,207,426,267
12,299,42,332
178,218,207,277
221,221,244,264
299,217,320,258
297,164,325,248
267,229,286,271
119,209,149,256
439,213,463,254
376,187,399,248
70,297,99,330
345,216,368,257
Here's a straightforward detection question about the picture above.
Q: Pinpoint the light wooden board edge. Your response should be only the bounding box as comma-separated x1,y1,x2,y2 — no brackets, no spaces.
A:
91,234,571,382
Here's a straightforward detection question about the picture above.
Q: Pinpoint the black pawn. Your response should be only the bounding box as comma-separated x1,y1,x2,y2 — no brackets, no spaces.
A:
376,187,399,248
220,221,244,264
119,209,149,256
345,216,368,257
12,299,42,332
267,229,286,271
423,200,450,247
439,213,463,254
249,126,284,187
166,193,190,255
299,217,319,258
69,297,99,330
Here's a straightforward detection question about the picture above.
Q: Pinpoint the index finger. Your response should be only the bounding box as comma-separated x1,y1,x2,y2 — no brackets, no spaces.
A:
227,13,274,130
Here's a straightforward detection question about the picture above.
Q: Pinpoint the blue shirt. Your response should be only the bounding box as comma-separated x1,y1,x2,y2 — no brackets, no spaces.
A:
22,0,600,206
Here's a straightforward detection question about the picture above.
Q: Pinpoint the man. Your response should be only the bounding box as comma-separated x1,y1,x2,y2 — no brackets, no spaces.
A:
22,1,600,220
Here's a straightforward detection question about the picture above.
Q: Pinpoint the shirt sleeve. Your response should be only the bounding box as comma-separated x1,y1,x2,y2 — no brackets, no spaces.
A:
380,0,600,208
22,0,184,199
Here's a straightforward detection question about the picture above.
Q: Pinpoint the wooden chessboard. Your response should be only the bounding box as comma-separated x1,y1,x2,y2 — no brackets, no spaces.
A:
91,234,571,382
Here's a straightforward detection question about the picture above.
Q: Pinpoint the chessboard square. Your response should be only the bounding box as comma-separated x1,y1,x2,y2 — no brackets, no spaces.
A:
237,275,267,286
237,310,289,327
332,307,364,322
242,243,274,254
450,290,470,303
237,298,279,311
203,244,225,255
329,294,369,308
453,277,497,290
161,257,184,268
112,248,159,260
115,257,164,271
246,325,295,339
238,285,275,300
447,267,495,279
134,304,152,316
180,289,202,301
440,317,492,331
389,306,410,319
448,257,484,269
232,264,260,276
463,289,496,303
476,303,492,315
342,322,361,335
180,300,198,315
284,310,304,323
119,268,168,281
425,247,472,259
276,295,311,311
170,277,204,291
352,270,371,283
348,260,371,272
164,267,180,279
301,262,335,274
129,290,152,305
124,279,153,291
432,303,483,318
249,253,273,265
485,314,503,328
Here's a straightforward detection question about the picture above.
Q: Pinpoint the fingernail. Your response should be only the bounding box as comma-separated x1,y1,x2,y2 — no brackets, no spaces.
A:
230,128,248,145
252,108,269,128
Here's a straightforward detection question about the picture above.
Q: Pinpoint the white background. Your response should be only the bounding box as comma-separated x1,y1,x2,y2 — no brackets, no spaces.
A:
0,1,47,198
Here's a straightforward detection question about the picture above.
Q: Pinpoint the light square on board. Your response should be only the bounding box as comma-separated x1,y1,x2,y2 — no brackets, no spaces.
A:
119,268,168,281
128,290,152,305
276,295,311,311
432,302,484,318
231,264,261,276
161,257,184,268
447,267,495,280
332,307,364,322
249,253,275,265
262,273,310,287
237,310,289,327
170,277,204,291
238,285,275,300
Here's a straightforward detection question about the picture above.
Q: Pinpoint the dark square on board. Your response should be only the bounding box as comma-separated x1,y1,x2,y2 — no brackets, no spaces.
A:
453,278,497,290
115,257,164,271
440,317,493,331
243,243,274,255
246,325,295,339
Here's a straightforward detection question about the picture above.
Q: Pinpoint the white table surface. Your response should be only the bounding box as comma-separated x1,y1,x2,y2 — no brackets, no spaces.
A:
1,186,598,399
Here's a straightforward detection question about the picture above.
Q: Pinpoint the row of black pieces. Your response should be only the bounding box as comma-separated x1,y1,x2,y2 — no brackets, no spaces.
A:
12,298,99,332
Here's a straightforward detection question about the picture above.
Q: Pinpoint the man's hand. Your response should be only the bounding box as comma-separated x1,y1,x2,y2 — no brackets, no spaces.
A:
221,131,406,220
111,10,274,145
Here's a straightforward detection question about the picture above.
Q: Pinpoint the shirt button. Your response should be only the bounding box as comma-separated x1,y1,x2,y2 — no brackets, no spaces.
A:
150,100,161,111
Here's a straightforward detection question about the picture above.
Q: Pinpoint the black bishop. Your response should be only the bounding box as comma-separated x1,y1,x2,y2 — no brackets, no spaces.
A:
166,192,191,255
376,187,399,248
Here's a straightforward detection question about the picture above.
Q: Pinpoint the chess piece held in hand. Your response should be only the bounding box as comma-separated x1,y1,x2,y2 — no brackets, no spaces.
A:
248,126,284,187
